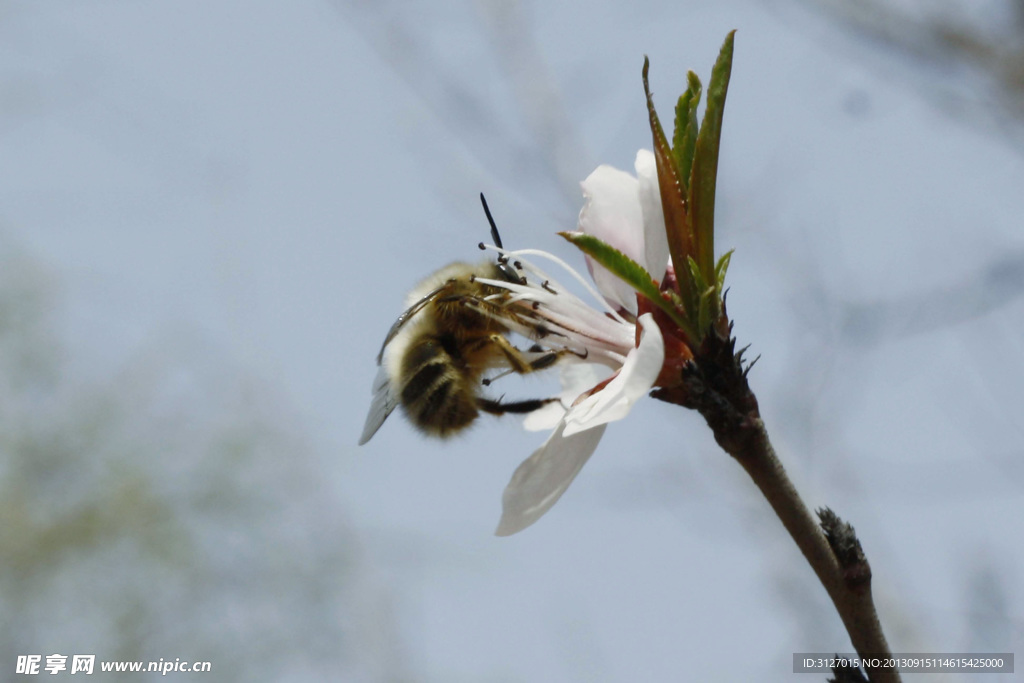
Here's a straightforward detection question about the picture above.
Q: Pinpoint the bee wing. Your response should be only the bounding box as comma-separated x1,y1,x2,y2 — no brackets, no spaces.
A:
374,283,451,363
358,365,399,445
362,281,455,444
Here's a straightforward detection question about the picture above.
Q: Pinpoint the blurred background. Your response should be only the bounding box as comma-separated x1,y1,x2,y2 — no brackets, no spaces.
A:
1,0,1022,680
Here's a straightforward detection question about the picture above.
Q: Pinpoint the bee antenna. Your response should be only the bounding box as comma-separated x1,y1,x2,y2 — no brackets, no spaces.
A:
479,192,504,249
481,193,525,285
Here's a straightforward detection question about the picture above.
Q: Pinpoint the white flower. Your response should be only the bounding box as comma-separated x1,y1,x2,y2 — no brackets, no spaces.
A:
576,149,670,314
482,149,670,536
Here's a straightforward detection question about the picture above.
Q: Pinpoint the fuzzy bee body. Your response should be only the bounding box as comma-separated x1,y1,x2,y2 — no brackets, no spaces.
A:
359,260,565,444
389,261,509,437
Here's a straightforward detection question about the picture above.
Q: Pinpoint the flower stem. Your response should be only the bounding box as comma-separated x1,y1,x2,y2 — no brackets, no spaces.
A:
730,420,900,683
652,331,899,682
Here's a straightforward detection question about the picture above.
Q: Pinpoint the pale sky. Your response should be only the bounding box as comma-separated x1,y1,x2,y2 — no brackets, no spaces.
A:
1,1,1021,680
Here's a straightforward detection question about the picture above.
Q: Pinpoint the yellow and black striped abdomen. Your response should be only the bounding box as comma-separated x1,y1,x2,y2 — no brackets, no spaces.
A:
398,333,480,437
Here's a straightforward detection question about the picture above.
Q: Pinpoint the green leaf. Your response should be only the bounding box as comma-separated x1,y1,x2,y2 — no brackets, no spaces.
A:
697,283,718,337
665,287,687,314
688,30,735,284
714,249,734,290
684,255,706,327
672,71,702,193
559,231,696,341
643,57,693,307
684,255,725,338
685,255,707,295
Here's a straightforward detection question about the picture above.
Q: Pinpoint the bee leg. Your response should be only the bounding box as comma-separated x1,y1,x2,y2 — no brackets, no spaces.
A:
527,351,561,371
477,397,560,415
487,334,582,375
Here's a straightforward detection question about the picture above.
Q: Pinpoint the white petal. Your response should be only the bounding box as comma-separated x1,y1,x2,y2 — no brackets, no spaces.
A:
635,149,670,280
578,164,645,314
521,401,565,432
495,421,607,536
522,362,603,432
562,313,664,436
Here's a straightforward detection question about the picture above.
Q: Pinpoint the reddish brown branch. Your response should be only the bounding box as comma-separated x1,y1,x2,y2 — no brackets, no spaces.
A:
653,330,899,683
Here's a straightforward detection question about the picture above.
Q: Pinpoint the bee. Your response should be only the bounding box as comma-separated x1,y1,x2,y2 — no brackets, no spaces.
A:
358,196,575,444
